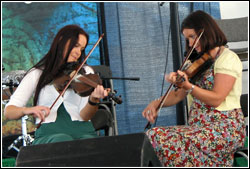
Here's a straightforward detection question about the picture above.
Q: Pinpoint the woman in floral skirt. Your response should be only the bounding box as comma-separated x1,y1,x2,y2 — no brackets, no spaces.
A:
142,10,246,167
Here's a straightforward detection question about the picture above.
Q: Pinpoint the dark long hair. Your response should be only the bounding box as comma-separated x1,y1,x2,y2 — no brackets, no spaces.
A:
29,25,89,105
181,10,227,54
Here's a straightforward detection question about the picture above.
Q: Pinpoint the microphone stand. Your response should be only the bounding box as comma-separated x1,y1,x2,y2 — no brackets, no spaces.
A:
101,77,140,81
4,82,34,154
100,76,140,135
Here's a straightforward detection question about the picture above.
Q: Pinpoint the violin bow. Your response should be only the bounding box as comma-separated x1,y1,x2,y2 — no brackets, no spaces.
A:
36,33,104,129
179,29,204,71
144,29,204,130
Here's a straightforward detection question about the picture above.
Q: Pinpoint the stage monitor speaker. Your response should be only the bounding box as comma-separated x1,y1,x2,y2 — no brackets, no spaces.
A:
16,132,162,167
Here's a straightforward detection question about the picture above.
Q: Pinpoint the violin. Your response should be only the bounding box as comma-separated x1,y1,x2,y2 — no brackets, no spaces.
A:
53,62,122,104
53,62,101,97
183,53,211,77
175,52,213,86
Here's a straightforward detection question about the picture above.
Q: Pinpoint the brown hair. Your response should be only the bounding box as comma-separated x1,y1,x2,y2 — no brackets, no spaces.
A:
181,10,227,54
30,25,89,105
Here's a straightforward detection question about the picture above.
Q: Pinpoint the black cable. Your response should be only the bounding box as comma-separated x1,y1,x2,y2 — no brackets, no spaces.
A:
153,3,171,128
160,25,171,97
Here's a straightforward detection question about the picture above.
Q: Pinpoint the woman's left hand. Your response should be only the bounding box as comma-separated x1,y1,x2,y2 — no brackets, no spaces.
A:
166,70,191,90
175,70,190,90
90,85,109,100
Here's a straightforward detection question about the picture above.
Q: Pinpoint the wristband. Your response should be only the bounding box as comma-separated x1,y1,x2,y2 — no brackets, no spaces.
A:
186,85,195,94
88,97,99,106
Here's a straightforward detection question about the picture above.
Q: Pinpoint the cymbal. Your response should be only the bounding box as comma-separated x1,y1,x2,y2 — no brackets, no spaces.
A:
2,70,25,100
2,70,26,84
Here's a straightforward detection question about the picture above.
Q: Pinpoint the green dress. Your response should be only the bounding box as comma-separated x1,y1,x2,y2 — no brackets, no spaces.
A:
32,103,97,145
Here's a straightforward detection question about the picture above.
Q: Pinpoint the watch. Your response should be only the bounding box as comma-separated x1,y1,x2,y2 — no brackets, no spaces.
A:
88,97,99,106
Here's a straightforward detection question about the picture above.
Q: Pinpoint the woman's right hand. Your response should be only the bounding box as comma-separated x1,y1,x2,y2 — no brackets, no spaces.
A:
142,99,160,124
22,106,50,122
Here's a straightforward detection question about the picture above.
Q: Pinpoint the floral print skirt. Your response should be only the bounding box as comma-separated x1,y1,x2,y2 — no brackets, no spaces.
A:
146,107,246,167
146,61,246,166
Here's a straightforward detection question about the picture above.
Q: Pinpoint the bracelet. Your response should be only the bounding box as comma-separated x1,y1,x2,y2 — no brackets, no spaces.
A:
186,85,195,94
155,98,161,101
88,97,99,106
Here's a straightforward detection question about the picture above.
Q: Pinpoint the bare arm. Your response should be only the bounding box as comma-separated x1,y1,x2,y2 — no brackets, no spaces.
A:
142,88,187,123
4,105,50,122
142,72,187,124
3,69,50,121
80,85,109,121
188,73,235,107
142,70,235,124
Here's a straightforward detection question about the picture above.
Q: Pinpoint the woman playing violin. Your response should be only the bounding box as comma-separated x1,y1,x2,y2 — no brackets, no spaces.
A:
4,25,108,144
142,10,245,167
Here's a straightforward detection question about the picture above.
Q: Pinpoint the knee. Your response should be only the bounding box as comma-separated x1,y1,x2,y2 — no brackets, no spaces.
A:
47,133,74,143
